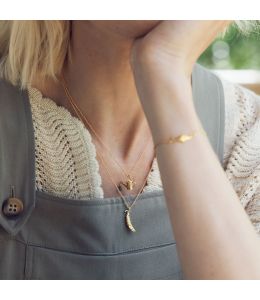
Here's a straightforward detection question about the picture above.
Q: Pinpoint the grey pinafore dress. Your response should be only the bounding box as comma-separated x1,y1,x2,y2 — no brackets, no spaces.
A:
0,63,225,280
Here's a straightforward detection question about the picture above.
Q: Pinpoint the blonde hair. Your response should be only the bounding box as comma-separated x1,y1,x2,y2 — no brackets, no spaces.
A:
0,20,258,90
0,21,71,89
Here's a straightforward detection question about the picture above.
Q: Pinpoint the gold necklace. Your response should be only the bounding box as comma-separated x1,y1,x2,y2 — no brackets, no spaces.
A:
96,147,156,232
60,74,153,192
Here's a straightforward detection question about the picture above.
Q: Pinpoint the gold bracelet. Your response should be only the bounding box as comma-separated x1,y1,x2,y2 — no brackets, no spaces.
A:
154,128,207,151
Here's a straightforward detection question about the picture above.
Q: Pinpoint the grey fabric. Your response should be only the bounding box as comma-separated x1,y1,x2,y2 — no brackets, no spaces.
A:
0,79,36,236
0,63,225,279
192,64,225,163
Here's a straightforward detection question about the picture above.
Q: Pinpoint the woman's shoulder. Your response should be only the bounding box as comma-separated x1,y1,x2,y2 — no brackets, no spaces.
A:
193,64,260,166
213,72,260,165
195,65,260,157
210,71,260,235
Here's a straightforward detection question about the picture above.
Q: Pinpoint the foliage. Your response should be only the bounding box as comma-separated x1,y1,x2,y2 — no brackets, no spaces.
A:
198,24,260,69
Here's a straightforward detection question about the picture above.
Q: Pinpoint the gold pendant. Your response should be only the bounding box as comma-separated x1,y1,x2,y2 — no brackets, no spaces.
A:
177,134,193,143
121,175,136,190
125,209,136,232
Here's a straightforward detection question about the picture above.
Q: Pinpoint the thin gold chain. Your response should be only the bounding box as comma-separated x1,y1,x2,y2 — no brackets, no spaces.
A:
96,147,156,210
154,128,207,151
59,74,153,185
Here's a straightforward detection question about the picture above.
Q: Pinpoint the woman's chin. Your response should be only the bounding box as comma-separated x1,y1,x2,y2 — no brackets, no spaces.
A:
123,20,161,38
89,20,161,39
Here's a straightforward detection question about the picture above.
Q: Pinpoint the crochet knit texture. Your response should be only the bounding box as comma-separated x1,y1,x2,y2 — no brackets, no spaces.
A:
28,75,260,235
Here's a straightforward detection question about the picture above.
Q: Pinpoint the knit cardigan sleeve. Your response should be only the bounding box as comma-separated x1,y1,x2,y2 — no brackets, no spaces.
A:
221,77,260,235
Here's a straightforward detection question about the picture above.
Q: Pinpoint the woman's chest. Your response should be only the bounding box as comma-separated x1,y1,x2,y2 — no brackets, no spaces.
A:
31,95,162,200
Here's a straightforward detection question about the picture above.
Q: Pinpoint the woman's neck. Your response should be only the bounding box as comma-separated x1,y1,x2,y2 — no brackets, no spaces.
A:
33,21,152,161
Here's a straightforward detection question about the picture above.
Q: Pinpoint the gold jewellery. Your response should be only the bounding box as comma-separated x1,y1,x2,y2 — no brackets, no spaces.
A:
59,73,207,233
59,74,156,232
96,150,156,233
154,128,207,152
60,74,152,193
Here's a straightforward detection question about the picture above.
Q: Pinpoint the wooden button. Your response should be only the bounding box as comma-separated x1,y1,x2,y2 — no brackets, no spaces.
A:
2,197,24,217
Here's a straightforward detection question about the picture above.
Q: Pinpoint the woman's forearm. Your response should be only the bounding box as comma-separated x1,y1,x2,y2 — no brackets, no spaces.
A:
132,61,260,279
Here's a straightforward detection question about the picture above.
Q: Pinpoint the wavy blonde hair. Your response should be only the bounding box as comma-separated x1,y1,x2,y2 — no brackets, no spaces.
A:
0,20,258,90
0,21,71,89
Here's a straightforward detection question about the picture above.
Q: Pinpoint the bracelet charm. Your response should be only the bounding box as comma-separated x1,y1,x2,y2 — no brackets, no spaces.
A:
154,128,207,151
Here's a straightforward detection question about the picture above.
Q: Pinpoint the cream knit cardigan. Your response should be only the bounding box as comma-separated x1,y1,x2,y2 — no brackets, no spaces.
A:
27,75,260,235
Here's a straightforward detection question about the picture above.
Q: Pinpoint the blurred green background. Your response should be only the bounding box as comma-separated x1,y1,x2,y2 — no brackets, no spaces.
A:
198,23,260,70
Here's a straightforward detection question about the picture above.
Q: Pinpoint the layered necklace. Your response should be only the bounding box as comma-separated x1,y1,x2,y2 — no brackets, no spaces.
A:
60,75,156,232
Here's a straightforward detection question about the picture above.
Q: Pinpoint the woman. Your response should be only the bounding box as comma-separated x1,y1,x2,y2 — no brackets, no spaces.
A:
0,20,260,280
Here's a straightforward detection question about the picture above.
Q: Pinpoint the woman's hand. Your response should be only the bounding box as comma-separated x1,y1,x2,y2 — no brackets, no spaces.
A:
129,20,233,140
130,20,232,77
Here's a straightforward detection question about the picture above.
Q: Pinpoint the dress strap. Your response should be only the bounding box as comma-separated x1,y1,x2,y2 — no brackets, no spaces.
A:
0,79,36,235
191,63,225,166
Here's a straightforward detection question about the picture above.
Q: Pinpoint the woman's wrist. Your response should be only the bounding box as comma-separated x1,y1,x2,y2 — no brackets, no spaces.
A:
130,58,202,144
149,101,202,148
130,40,194,80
